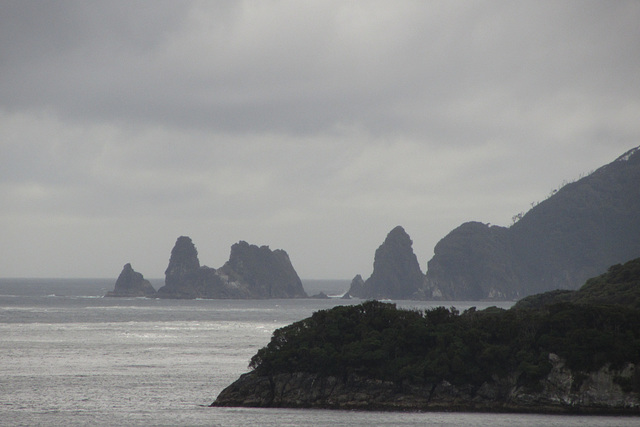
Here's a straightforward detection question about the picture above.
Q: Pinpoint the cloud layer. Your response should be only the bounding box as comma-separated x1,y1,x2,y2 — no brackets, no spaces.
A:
1,1,639,279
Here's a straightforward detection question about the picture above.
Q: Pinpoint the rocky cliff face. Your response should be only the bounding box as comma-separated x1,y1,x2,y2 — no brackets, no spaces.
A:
424,222,519,300
218,241,307,298
348,226,425,299
345,274,365,298
156,236,211,299
163,236,200,290
105,263,156,297
425,146,640,300
156,236,307,299
212,355,640,413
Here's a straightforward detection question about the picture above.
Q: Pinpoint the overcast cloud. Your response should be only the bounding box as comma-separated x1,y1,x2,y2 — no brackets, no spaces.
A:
1,1,639,280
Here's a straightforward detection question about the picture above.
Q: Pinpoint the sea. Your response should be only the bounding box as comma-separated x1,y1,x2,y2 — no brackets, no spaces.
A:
1,278,637,426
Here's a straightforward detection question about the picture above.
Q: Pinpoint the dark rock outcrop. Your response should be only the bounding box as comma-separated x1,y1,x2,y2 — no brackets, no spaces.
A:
344,274,364,299
217,241,307,299
164,236,200,290
212,359,640,413
348,226,425,299
425,146,640,300
156,236,307,299
156,236,217,299
424,222,518,300
105,263,156,297
309,292,330,299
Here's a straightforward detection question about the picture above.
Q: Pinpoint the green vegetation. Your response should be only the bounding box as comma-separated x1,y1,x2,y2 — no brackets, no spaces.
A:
515,257,640,309
574,258,640,308
249,258,640,391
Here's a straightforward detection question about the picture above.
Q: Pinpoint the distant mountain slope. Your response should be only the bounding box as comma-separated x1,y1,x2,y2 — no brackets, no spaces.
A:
515,256,640,310
425,146,640,300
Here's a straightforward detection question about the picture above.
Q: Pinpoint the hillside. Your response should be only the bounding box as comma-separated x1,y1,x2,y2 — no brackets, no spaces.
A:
424,146,640,300
515,257,640,310
213,258,640,413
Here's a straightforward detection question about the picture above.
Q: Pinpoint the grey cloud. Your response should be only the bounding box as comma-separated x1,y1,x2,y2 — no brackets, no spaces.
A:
1,1,637,139
0,1,190,61
1,1,639,278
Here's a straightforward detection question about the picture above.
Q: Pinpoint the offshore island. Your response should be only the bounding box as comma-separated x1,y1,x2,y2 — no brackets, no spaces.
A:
106,236,308,299
212,257,640,414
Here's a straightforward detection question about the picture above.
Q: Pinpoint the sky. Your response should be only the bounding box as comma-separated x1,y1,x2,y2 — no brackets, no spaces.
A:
1,1,639,280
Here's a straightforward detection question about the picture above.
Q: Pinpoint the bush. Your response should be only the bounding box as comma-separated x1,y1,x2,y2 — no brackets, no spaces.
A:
249,300,640,388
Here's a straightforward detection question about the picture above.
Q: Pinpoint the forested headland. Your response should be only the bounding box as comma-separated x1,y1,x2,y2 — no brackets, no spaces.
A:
213,257,640,413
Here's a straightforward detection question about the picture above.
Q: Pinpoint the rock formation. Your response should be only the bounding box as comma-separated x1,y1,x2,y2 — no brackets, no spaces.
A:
217,241,307,299
348,226,425,299
156,236,307,299
212,360,640,413
105,263,156,297
424,222,517,300
344,274,364,299
309,291,330,299
155,236,217,299
425,146,640,300
164,235,200,290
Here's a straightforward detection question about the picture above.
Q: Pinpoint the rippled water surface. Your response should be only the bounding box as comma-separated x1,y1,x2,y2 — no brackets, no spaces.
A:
1,279,636,426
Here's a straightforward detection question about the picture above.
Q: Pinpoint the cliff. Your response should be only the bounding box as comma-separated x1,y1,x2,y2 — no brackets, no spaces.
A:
348,226,425,300
163,235,201,292
425,146,640,300
213,260,640,413
156,236,307,299
217,241,307,299
344,274,365,299
105,263,156,297
424,222,518,300
212,360,639,413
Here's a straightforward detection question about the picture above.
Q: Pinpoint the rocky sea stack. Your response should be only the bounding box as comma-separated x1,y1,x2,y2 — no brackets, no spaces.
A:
105,263,156,297
218,241,307,299
163,236,201,291
348,226,425,300
156,236,307,299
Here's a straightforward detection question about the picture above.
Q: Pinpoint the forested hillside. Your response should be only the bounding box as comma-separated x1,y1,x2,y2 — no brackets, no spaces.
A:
214,257,640,412
424,146,640,299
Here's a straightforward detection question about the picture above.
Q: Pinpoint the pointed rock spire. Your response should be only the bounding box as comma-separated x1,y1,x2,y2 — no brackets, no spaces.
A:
164,236,200,289
349,226,425,300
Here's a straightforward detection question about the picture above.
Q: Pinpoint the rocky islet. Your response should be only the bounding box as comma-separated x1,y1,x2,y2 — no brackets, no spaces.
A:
106,236,307,299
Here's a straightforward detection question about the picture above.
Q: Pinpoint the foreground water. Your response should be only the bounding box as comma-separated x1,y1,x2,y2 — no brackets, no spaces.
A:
0,278,637,426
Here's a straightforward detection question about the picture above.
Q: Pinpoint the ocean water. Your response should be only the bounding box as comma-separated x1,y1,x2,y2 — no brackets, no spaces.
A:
0,278,637,426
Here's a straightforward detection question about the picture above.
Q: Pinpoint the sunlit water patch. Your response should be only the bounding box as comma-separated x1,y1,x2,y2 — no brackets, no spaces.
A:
2,279,637,425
